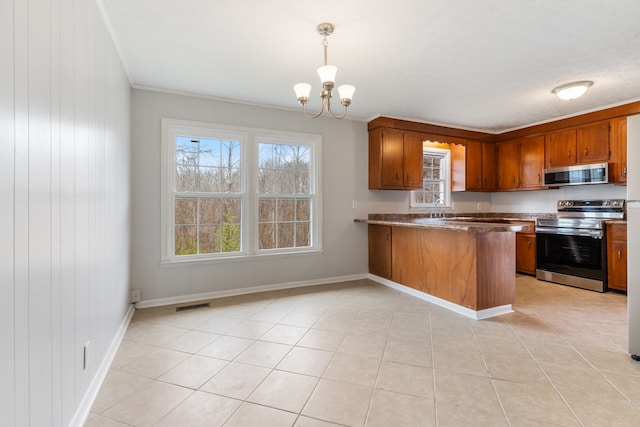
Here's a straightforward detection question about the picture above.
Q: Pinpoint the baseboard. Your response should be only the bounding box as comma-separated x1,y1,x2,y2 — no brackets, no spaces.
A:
134,273,369,309
70,304,136,427
368,274,513,320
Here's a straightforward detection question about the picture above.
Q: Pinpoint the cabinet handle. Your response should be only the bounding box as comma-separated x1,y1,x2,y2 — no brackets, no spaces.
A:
584,148,588,156
385,233,390,241
618,249,622,260
537,173,541,182
396,172,399,180
527,241,531,248
568,150,572,159
512,176,516,184
624,166,627,176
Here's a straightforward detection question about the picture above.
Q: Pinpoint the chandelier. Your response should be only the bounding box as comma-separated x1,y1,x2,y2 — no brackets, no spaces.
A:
293,23,355,119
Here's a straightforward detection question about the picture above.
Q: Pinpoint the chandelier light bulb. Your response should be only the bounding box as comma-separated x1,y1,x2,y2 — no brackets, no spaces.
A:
317,65,337,87
338,85,356,105
293,83,312,104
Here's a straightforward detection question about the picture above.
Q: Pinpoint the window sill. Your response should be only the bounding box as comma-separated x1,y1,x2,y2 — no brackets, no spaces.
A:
160,248,325,268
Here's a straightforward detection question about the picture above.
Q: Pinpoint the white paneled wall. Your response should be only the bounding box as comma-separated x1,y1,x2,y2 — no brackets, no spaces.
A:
0,0,132,426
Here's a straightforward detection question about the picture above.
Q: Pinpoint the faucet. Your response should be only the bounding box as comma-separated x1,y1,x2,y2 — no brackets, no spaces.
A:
431,198,446,218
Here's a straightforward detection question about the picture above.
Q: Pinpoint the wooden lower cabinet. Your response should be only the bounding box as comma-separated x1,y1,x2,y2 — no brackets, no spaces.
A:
390,226,515,311
368,225,392,279
516,232,536,275
607,223,627,291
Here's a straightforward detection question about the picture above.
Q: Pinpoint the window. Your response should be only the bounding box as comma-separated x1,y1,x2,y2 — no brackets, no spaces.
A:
410,146,451,208
161,119,321,262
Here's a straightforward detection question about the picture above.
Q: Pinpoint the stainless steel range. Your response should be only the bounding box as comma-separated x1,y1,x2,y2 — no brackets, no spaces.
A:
536,199,625,292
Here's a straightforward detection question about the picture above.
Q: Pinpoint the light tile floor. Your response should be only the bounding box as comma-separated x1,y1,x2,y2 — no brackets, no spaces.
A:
86,276,640,426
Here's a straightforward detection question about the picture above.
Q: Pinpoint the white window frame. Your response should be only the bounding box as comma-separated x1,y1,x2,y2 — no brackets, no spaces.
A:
161,119,323,264
410,147,451,209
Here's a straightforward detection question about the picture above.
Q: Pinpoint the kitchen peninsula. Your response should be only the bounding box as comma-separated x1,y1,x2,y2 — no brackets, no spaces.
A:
356,216,529,319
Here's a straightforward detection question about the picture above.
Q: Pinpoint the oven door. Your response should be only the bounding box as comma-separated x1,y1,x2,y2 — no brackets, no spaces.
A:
535,230,607,292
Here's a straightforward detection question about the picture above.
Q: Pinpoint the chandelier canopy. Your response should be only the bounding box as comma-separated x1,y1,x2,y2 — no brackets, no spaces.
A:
293,23,355,119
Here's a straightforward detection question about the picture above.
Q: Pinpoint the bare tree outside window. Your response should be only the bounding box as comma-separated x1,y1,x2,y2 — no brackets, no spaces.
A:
174,136,241,255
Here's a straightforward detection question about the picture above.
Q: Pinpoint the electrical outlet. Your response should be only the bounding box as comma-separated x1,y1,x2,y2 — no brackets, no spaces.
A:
83,342,90,370
131,289,141,303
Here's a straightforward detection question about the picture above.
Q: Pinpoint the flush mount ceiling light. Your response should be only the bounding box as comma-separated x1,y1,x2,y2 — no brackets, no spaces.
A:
552,81,593,101
293,23,355,119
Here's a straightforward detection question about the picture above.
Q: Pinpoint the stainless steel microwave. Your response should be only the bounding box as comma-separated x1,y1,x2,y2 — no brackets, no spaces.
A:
543,163,611,186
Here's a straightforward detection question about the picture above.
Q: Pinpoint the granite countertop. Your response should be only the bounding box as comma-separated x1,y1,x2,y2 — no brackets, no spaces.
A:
605,220,627,225
354,217,530,233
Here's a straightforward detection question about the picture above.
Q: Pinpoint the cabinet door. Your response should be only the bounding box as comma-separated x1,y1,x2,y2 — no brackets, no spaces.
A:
611,117,627,185
607,224,627,291
380,129,405,188
577,121,610,163
465,140,483,190
482,143,497,190
546,128,576,167
520,135,546,188
368,225,392,279
516,233,536,275
403,132,424,189
497,140,520,189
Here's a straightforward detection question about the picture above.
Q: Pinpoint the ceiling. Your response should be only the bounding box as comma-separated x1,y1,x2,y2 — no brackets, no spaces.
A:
100,0,640,133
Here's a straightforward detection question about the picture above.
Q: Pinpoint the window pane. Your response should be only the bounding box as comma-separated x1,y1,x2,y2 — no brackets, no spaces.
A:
199,225,220,254
220,223,241,252
200,198,222,225
258,168,276,194
259,199,276,222
223,199,242,221
175,198,197,225
198,167,219,192
259,223,275,249
176,166,197,192
277,199,295,222
175,226,197,255
276,170,294,194
296,199,310,221
296,222,310,247
221,141,241,168
222,167,241,193
198,139,221,167
277,223,294,248
295,171,310,194
176,137,198,166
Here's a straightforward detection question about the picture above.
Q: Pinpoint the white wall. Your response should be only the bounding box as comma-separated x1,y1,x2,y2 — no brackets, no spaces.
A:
0,0,132,426
490,184,628,213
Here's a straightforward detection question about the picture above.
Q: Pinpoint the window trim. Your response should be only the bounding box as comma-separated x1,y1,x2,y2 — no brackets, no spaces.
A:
410,146,451,209
161,118,323,264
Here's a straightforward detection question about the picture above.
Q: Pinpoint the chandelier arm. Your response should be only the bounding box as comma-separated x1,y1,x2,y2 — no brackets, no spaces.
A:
326,99,348,119
301,99,326,119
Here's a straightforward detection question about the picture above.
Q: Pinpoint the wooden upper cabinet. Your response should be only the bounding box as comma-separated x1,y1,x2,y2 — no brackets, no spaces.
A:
369,128,423,190
496,139,520,190
465,140,483,190
403,132,425,188
546,128,577,168
577,121,610,163
520,135,546,189
481,143,497,190
610,117,627,185
451,140,495,192
545,121,610,168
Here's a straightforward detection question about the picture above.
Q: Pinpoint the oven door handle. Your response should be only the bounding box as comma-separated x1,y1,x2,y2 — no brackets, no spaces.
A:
535,227,603,239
